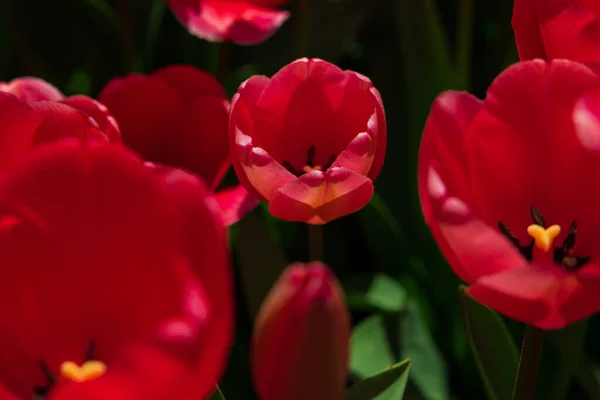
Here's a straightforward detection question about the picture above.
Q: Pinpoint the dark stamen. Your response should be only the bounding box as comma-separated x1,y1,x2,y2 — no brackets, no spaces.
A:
530,205,545,227
282,160,301,176
86,340,96,361
323,154,336,172
34,361,55,396
562,221,578,251
498,222,520,247
562,255,590,271
306,145,316,168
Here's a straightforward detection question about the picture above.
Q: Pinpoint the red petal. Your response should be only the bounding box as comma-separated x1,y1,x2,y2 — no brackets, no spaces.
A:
466,60,599,242
60,95,121,143
159,96,230,188
234,127,296,201
469,265,600,329
0,77,63,102
512,0,548,60
268,168,374,224
0,143,231,398
367,87,387,181
538,0,600,63
331,132,374,175
152,64,226,102
419,91,528,283
213,185,260,226
98,75,184,160
168,0,289,45
0,93,42,172
30,102,109,145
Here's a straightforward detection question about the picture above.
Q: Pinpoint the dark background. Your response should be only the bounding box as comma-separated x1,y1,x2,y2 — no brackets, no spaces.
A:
4,1,600,399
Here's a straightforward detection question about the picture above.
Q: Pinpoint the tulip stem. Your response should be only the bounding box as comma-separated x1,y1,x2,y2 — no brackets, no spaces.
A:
513,325,544,400
295,0,311,57
308,225,323,261
117,0,136,72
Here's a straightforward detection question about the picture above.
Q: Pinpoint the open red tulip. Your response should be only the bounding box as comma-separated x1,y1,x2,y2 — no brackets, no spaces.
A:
252,262,350,400
0,141,233,399
229,58,386,224
168,0,290,45
513,0,600,63
99,65,258,226
419,59,600,329
0,77,120,143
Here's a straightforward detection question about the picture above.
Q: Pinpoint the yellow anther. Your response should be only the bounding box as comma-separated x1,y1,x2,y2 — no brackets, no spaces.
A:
527,224,561,252
302,165,322,174
60,360,107,383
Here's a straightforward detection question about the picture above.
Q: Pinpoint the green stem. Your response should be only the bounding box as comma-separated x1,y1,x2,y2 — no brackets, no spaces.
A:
117,0,136,72
456,0,474,90
295,0,311,57
513,326,544,400
217,41,231,85
308,225,323,261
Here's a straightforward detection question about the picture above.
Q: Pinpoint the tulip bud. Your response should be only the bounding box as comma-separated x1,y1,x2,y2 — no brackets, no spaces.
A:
252,262,350,400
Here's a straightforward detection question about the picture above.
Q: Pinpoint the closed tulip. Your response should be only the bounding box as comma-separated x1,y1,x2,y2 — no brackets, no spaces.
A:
252,262,350,400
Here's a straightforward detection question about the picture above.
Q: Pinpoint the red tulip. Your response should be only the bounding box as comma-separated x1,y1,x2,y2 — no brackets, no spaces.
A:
98,65,258,226
418,59,600,329
512,0,600,63
229,58,386,224
168,0,290,45
252,262,350,400
0,77,120,143
0,141,233,399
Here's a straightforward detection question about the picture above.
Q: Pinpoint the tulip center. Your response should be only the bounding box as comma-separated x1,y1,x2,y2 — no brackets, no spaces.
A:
34,341,106,397
498,205,590,271
282,145,336,177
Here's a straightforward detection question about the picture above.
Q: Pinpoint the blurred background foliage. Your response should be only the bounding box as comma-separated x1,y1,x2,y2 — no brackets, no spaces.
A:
4,0,600,399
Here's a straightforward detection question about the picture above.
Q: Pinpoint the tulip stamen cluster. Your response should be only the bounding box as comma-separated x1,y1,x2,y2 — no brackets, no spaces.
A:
33,340,104,398
282,145,336,177
498,205,590,271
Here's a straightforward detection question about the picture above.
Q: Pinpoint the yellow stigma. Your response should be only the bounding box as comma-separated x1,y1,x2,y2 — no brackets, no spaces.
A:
527,224,561,252
60,360,107,383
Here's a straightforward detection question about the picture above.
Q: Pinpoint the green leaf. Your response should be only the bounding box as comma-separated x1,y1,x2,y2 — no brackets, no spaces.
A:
548,319,590,400
577,360,600,400
346,360,412,400
351,315,395,377
208,386,226,400
366,274,408,313
400,302,450,400
458,286,518,400
347,274,408,314
235,209,288,318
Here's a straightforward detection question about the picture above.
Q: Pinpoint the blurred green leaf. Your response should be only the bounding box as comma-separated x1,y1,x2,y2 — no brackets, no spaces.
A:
144,0,166,70
577,360,600,400
346,359,412,400
366,274,408,313
401,302,450,400
235,209,288,317
548,319,589,400
458,286,518,400
351,315,395,377
208,386,226,400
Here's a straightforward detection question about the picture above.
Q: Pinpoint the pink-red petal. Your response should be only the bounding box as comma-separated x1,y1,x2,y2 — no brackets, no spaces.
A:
469,265,600,329
0,77,64,103
168,0,289,45
213,185,260,226
60,95,121,143
269,168,374,224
